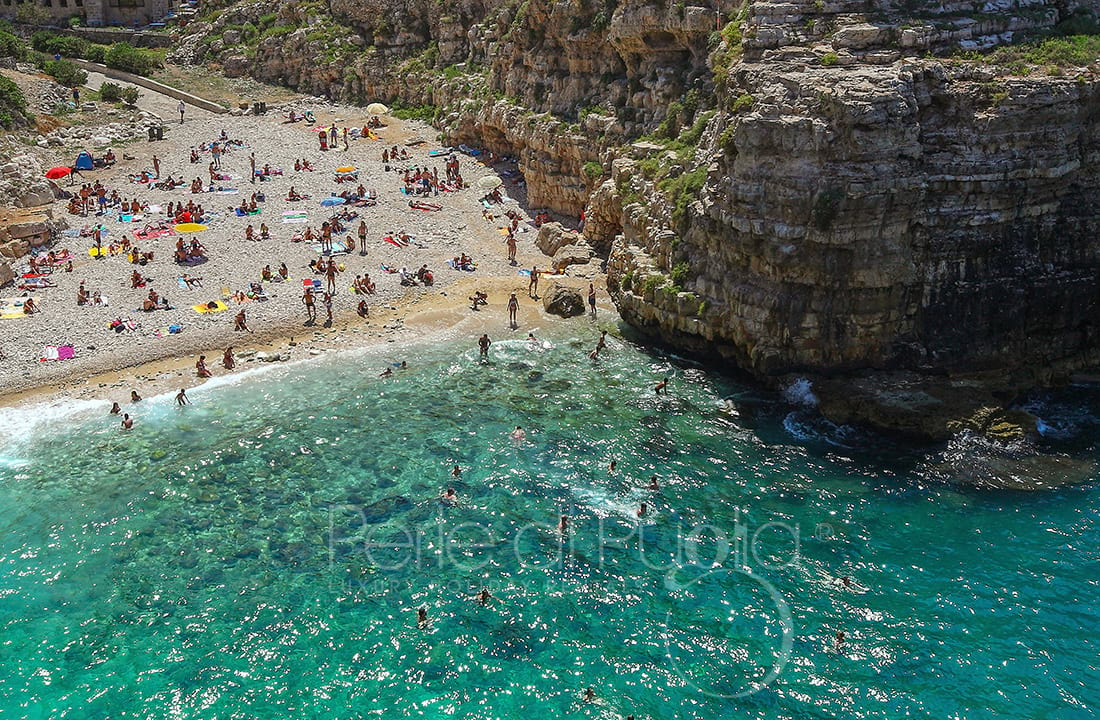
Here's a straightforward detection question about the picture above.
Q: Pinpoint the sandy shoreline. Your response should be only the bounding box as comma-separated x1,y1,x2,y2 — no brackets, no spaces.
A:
0,273,617,410
1,81,609,410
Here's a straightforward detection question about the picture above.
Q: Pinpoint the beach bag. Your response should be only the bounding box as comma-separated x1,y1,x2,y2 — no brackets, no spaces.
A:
169,324,182,334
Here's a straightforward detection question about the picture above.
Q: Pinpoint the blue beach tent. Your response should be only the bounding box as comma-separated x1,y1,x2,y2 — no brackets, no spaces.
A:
74,151,94,171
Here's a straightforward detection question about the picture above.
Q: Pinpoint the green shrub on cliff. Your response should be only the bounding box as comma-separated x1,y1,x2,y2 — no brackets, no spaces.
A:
659,166,707,229
670,261,691,287
391,104,437,122
583,161,604,180
986,35,1100,71
0,75,27,128
0,30,26,60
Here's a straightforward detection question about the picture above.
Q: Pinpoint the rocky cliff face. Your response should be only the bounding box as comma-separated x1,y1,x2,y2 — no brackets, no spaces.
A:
609,59,1100,384
172,0,1100,433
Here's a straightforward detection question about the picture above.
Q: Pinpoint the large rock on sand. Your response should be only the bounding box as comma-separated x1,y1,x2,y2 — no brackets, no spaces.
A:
542,282,585,318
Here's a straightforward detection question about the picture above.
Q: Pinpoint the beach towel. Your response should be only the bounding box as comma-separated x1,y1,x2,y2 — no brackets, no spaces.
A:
428,148,452,157
40,345,75,361
282,213,309,224
458,144,483,156
302,278,323,290
383,235,410,248
447,259,477,272
235,208,262,217
193,301,228,314
311,239,350,255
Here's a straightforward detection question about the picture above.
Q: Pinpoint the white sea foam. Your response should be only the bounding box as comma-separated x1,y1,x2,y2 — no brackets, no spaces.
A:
0,397,107,458
782,377,818,407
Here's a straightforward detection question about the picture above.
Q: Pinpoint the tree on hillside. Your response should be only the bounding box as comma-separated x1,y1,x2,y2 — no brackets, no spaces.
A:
15,3,50,26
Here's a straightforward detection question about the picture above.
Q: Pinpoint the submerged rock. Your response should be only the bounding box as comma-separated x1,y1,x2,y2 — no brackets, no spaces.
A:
814,371,1039,443
360,495,412,523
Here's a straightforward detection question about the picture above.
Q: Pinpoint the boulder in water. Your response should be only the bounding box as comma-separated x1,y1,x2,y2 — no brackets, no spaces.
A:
542,282,585,318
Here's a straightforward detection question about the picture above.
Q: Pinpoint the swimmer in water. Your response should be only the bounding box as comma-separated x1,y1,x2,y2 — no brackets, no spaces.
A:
109,402,121,415
559,514,568,534
379,367,393,377
452,464,462,478
608,459,617,473
474,588,493,606
121,413,134,430
648,475,659,491
176,388,190,406
637,502,648,518
582,687,595,703
835,630,846,650
511,425,526,442
440,488,458,505
417,607,429,628
655,376,669,395
130,390,142,402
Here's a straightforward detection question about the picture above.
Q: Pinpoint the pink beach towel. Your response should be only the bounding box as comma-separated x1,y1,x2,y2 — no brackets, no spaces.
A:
40,345,75,362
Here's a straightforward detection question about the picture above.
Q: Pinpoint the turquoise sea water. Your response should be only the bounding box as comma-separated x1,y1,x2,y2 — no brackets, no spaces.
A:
0,327,1097,719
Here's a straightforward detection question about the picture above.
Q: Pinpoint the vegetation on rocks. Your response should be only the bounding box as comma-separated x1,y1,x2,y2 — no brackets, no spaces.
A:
44,59,87,88
0,75,27,128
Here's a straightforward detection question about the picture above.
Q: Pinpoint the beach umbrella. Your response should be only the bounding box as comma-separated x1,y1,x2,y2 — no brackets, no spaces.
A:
366,103,389,115
174,223,207,233
477,175,503,190
320,197,346,207
335,166,357,174
45,166,71,180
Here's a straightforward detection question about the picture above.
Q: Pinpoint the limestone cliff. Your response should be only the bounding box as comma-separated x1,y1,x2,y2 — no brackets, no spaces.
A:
172,0,1100,434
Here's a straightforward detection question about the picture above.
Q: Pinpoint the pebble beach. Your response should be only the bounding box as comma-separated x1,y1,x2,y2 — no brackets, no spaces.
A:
0,78,604,407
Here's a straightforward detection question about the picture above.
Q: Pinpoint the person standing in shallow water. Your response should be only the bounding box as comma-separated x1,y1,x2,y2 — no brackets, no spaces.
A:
508,293,519,328
478,333,491,356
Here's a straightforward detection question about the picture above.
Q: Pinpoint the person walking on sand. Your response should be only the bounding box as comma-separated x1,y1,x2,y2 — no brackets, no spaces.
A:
506,232,517,264
223,346,235,370
478,333,491,357
528,266,539,298
302,287,317,323
249,152,256,184
152,154,160,179
508,292,519,328
323,291,334,325
178,100,185,124
176,388,191,406
358,221,367,255
325,261,338,294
